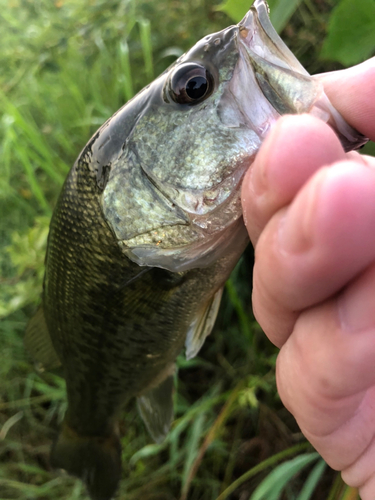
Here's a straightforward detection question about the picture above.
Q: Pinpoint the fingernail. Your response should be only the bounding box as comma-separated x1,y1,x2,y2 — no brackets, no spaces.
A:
337,265,375,333
278,169,326,254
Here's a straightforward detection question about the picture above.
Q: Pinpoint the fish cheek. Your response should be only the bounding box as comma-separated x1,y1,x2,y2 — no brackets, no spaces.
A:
101,151,189,244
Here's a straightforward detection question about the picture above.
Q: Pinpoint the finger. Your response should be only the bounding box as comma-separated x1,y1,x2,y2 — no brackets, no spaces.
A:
252,159,375,346
346,151,371,164
343,437,375,496
357,474,375,500
343,437,375,500
317,57,375,141
276,262,375,471
241,114,346,245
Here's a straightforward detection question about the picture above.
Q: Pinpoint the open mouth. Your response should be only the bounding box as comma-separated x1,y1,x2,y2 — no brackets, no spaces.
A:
236,0,368,152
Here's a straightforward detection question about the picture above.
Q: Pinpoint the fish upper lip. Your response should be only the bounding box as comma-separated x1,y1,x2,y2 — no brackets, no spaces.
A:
235,0,323,117
237,0,309,76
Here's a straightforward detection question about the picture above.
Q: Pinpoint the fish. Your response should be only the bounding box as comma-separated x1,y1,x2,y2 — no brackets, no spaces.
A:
25,1,368,499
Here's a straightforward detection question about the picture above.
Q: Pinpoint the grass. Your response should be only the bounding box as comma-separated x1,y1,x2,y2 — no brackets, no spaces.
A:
0,0,372,499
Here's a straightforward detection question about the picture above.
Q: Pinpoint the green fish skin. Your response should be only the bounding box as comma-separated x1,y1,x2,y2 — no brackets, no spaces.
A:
25,1,368,499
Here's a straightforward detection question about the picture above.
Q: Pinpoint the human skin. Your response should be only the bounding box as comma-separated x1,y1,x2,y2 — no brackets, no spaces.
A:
241,56,375,499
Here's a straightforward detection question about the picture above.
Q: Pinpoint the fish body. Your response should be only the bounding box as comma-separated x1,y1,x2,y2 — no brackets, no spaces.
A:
25,1,367,498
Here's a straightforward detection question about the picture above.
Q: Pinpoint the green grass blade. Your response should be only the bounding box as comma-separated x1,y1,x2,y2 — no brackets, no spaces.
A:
1,96,56,163
0,94,67,185
119,41,135,101
296,459,326,500
327,473,344,500
138,18,154,81
181,412,206,493
249,452,320,500
216,442,312,500
13,139,51,214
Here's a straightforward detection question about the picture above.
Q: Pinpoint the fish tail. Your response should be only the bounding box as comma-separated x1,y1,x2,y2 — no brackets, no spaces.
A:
50,421,122,500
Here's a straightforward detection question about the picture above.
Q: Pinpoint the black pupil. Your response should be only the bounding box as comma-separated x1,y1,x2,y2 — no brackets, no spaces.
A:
185,76,208,99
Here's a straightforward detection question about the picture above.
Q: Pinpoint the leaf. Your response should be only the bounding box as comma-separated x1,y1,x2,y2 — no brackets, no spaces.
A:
249,452,320,500
216,0,303,33
321,0,375,66
216,0,250,23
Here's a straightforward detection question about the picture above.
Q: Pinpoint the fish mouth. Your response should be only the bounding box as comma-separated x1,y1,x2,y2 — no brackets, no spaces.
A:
235,0,368,151
237,0,321,118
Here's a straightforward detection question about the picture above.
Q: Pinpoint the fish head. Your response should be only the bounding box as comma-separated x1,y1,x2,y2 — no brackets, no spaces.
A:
93,0,367,272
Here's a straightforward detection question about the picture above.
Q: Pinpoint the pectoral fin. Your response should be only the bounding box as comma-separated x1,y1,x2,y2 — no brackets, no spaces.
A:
24,305,61,371
137,370,175,443
185,287,223,360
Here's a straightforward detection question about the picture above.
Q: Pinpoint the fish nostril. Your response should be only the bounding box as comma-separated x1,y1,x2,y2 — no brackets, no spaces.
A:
239,27,249,39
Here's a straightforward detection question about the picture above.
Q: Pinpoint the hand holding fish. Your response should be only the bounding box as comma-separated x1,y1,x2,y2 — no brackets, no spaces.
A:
242,57,375,499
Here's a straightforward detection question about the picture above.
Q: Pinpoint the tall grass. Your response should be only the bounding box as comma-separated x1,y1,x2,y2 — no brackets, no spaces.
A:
0,0,371,499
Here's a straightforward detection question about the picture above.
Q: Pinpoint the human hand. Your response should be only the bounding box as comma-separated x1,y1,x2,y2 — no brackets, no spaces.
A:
241,57,375,499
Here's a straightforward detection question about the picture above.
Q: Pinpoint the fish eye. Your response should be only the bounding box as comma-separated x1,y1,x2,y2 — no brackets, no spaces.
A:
168,63,214,105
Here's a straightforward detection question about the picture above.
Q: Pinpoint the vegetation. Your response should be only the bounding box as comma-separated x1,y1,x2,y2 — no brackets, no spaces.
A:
0,0,373,499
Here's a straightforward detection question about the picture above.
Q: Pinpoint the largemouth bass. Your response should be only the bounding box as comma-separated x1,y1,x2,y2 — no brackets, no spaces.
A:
25,1,367,499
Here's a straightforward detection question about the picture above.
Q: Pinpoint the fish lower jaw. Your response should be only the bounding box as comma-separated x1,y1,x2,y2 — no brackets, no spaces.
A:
120,216,249,272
